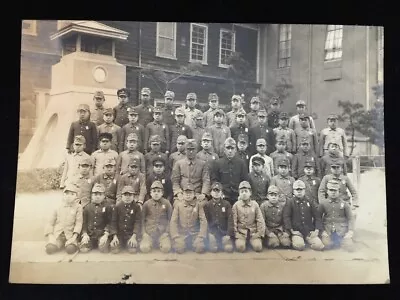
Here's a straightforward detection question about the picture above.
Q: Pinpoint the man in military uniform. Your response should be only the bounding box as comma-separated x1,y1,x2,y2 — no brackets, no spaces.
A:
289,100,316,131
283,180,324,251
97,107,121,152
134,87,154,127
320,142,348,176
144,135,169,174
319,114,348,158
116,133,146,175
146,157,173,203
91,133,119,177
292,138,320,179
247,96,261,128
210,138,249,206
204,93,226,127
169,184,208,254
267,97,281,128
90,158,119,205
140,181,173,253
169,107,193,153
191,111,206,151
226,94,246,128
208,109,231,158
79,183,113,253
294,112,319,155
232,181,266,252
91,90,106,126
70,157,93,208
236,134,250,170
169,135,187,172
171,139,210,207
230,108,251,147
249,108,276,155
270,158,296,203
116,158,146,206
273,112,296,154
144,106,170,154
196,132,219,169
119,106,145,154
298,159,321,205
184,92,203,129
318,180,355,252
249,156,271,206
162,90,176,126
113,88,130,127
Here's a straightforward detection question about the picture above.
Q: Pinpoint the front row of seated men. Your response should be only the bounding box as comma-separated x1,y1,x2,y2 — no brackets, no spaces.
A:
44,177,355,255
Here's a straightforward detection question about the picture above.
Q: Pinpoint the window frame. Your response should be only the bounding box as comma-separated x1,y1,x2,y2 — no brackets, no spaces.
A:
22,20,37,36
324,24,343,62
277,24,292,69
189,23,208,65
156,22,177,60
219,28,236,68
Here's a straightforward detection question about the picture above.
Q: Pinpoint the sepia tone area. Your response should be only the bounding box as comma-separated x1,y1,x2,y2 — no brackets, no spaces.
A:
12,21,387,284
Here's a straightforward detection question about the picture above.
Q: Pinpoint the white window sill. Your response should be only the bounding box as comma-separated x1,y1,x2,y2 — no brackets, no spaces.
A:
189,59,208,65
156,54,178,60
276,67,291,75
218,64,230,69
324,59,342,68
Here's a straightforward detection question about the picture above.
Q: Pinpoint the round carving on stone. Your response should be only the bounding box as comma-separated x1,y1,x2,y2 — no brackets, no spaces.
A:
92,66,107,83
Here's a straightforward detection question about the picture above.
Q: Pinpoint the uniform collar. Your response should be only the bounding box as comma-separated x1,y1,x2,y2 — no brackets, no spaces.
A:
79,174,90,179
79,120,89,125
94,106,104,110
118,103,127,109
212,198,222,205
329,198,340,203
184,200,196,207
329,127,337,131
241,200,252,207
267,201,280,208
104,123,113,127
153,121,162,125
129,122,138,128
103,173,115,180
73,152,83,157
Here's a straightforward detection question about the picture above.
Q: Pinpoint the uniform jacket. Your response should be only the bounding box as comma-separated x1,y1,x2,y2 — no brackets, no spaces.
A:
97,123,121,152
110,200,142,240
69,174,93,207
66,120,98,155
208,124,231,158
203,199,234,237
298,175,321,204
144,151,169,175
161,106,176,126
144,121,170,152
113,103,130,128
273,126,296,153
145,172,173,203
116,150,146,175
90,106,105,126
230,124,251,147
91,149,119,177
260,200,286,234
294,127,319,155
270,174,296,202
91,173,119,204
318,198,355,236
247,111,259,128
60,151,92,187
184,107,202,128
267,111,280,128
320,127,348,157
116,172,147,204
318,174,358,206
236,150,250,170
292,151,320,179
169,123,193,153
169,151,187,173
249,171,271,205
320,152,348,176
119,122,145,153
142,198,173,237
82,201,114,239
232,200,265,239
249,124,276,155
133,104,154,127
289,114,316,131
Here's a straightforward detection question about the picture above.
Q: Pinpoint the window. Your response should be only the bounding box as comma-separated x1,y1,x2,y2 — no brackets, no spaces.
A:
22,20,37,36
190,23,208,64
80,35,113,56
219,29,236,67
156,22,177,59
324,25,343,61
278,24,292,68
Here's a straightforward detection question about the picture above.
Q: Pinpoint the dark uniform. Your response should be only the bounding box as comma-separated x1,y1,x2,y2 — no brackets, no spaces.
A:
116,159,146,205
133,87,154,127
146,157,173,203
320,147,348,176
90,158,119,205
196,132,219,170
236,134,250,170
161,90,176,126
230,108,251,147
273,112,296,154
97,108,121,152
66,104,98,155
298,159,321,204
144,107,170,153
144,135,169,174
267,98,281,128
294,112,319,155
292,138,321,179
169,107,193,153
119,107,145,153
113,88,130,128
248,156,271,206
249,109,276,155
116,133,146,175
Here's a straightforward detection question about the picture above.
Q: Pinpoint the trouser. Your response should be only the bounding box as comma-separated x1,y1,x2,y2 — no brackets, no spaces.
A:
291,232,324,251
321,230,354,252
264,229,291,248
140,232,171,253
45,232,78,255
79,235,111,253
172,234,206,254
207,232,234,253
235,230,263,253
110,235,138,254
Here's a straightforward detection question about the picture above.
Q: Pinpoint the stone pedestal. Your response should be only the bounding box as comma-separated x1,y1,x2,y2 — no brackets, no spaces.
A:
18,51,126,170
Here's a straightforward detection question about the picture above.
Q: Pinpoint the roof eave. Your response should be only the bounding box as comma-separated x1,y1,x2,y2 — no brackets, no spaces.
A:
50,25,129,41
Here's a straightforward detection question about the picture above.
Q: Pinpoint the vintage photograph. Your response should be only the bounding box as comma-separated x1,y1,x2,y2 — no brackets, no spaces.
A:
11,20,387,284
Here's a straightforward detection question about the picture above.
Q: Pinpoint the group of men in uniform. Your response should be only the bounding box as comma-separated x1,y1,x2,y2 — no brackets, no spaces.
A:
45,87,358,255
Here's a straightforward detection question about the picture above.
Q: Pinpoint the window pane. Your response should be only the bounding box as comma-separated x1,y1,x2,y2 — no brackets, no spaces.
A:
159,22,174,38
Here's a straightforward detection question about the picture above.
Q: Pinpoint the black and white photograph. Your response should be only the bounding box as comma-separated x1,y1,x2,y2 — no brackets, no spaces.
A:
11,20,387,284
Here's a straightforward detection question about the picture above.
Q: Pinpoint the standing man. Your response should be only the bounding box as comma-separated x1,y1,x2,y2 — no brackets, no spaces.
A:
91,90,106,126
97,108,121,152
227,94,247,128
204,93,225,127
134,87,154,127
184,92,202,129
210,138,249,206
249,109,276,155
247,96,261,128
289,100,316,131
267,97,281,129
162,90,176,127
113,88,131,128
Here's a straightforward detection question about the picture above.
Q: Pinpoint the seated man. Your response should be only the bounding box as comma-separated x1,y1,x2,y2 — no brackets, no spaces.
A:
79,183,113,253
169,184,208,254
140,181,173,253
232,181,266,253
44,184,83,255
283,180,324,251
203,182,234,253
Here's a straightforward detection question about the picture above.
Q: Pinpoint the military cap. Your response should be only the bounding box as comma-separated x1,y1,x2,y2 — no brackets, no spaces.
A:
127,106,138,114
94,91,105,98
99,132,113,141
250,96,260,103
328,140,340,146
79,157,92,166
236,108,247,117
293,180,306,189
153,106,163,113
224,137,236,147
195,111,204,119
256,138,267,146
257,109,268,116
208,93,219,101
238,134,248,144
141,87,151,95
252,156,265,165
202,132,213,141
77,104,90,112
277,158,289,167
211,182,223,190
327,114,339,120
92,183,106,193
183,183,195,191
186,92,197,100
64,184,79,194
213,109,225,116
276,136,287,143
177,135,188,143
279,112,289,119
121,186,135,194
127,133,138,141
165,90,175,98
271,97,279,105
103,108,114,115
239,181,252,189
304,158,316,167
117,88,130,97
104,158,116,166
298,112,309,119
268,185,280,193
231,95,242,101
151,181,164,190
153,156,166,165
128,157,140,167
326,179,340,190
296,100,306,106
74,135,86,144
149,135,162,144
186,139,197,149
330,160,344,167
175,107,185,116
300,137,310,144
